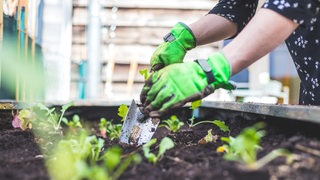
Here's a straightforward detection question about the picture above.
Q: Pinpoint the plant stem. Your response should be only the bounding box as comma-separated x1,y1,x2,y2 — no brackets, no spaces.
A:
190,120,216,127
248,149,291,170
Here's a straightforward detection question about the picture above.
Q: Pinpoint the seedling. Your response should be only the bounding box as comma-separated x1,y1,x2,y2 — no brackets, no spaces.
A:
188,100,202,126
142,137,175,164
48,130,141,180
198,129,218,145
12,102,74,131
217,122,293,170
118,104,129,122
139,68,150,80
99,118,122,140
160,115,184,133
62,114,83,129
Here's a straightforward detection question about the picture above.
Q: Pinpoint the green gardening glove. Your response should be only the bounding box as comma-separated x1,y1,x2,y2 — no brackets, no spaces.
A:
150,22,196,71
140,52,236,117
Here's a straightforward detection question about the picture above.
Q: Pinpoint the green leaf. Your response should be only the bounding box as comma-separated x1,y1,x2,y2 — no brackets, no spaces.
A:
104,146,122,171
118,104,128,122
204,129,213,143
213,120,230,132
221,136,231,143
139,68,150,80
61,102,74,113
191,100,202,110
158,137,174,158
143,138,158,163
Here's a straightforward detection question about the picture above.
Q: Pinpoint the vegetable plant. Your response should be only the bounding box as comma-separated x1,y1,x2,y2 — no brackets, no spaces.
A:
12,102,74,132
160,115,184,133
198,129,219,145
217,122,293,170
48,129,141,180
62,114,83,129
99,118,122,140
139,68,150,80
117,104,128,122
142,137,175,164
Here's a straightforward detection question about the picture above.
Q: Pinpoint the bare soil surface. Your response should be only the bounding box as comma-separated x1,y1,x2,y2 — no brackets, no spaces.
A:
1,109,320,180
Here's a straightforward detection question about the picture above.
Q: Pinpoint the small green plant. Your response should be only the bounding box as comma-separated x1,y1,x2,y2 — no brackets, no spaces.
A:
62,114,83,129
217,122,293,170
198,129,219,145
99,118,122,140
118,104,129,122
48,130,141,180
160,115,184,133
139,68,150,80
142,137,175,164
188,100,202,126
12,102,74,131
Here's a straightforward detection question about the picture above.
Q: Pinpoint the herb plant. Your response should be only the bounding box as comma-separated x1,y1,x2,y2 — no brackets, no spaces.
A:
160,115,184,133
142,137,175,164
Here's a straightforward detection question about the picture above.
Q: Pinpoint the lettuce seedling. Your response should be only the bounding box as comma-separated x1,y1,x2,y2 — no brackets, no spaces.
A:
12,102,74,131
160,115,184,133
218,122,293,170
62,114,83,129
198,129,219,145
118,104,128,122
12,109,35,130
99,118,122,140
48,130,141,180
143,137,175,164
139,68,150,80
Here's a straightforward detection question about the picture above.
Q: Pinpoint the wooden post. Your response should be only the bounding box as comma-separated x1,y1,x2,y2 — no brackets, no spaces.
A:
127,60,138,95
0,0,3,44
16,0,21,101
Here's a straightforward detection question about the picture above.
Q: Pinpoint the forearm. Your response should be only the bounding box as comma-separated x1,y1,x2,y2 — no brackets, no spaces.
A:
188,14,237,46
222,9,299,75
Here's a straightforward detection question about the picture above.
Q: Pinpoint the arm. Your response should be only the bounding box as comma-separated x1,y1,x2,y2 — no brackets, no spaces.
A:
189,14,237,46
222,8,299,75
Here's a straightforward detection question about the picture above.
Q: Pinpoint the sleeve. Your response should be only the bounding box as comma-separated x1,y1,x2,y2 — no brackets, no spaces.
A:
209,0,259,34
262,0,320,28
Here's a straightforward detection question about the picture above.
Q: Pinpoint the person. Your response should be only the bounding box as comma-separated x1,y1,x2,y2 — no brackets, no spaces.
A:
140,0,320,117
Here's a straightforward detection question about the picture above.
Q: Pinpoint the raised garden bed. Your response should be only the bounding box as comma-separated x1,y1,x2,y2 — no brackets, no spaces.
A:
1,103,320,180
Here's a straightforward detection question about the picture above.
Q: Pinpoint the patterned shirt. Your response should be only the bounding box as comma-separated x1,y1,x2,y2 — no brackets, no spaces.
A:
209,0,320,105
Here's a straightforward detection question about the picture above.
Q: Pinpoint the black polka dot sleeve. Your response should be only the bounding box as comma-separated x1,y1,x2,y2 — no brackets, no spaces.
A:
209,0,258,35
262,0,320,28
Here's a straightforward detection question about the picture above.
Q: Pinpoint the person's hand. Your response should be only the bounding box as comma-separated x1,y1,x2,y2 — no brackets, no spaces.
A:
150,22,196,71
141,52,235,117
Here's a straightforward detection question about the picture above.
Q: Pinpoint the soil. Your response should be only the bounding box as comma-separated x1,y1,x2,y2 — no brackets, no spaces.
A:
1,109,320,180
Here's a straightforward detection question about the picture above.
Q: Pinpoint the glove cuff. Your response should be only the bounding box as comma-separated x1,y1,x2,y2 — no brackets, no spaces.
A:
166,22,196,50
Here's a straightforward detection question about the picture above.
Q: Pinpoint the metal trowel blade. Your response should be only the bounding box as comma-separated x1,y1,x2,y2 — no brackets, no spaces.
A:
119,100,160,146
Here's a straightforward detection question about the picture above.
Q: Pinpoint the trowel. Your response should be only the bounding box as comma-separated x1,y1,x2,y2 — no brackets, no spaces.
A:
119,100,160,146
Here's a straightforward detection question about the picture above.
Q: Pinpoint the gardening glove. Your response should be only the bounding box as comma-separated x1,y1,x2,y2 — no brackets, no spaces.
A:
141,52,236,117
150,22,196,71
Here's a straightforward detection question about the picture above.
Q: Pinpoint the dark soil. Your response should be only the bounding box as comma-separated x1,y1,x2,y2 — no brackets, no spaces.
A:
1,109,320,180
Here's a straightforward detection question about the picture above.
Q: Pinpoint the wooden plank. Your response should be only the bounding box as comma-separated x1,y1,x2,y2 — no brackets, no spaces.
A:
201,101,320,125
73,8,207,27
73,0,215,10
